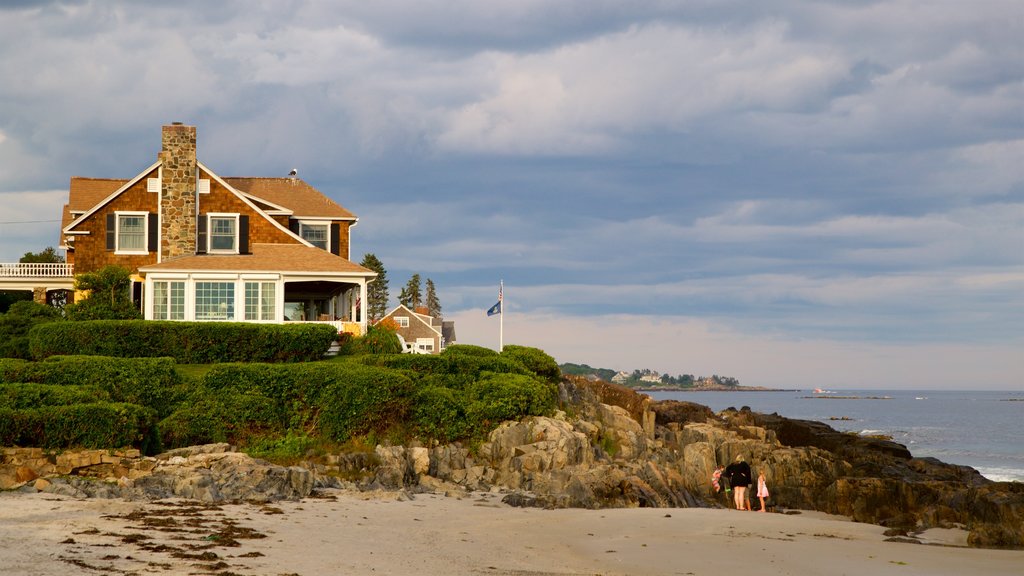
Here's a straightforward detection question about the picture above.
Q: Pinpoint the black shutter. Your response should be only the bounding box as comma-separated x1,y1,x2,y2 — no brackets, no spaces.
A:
330,223,340,255
148,213,158,253
289,219,300,235
106,214,116,251
196,214,207,254
239,215,250,254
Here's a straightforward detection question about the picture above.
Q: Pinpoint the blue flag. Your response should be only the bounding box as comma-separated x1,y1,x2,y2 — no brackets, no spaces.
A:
487,300,501,316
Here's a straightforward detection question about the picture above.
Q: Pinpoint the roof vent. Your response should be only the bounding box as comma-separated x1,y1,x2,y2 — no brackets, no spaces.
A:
172,121,183,126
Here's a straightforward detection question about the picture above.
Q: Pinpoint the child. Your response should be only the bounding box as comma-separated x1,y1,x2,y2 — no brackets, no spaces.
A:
711,464,725,493
757,470,770,512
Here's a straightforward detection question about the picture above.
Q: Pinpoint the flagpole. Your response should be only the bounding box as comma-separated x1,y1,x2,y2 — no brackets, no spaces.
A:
499,279,504,352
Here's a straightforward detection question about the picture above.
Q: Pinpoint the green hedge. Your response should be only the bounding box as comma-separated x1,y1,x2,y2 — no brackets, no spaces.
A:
0,402,159,453
158,362,416,448
28,320,338,364
442,344,499,357
0,383,110,409
357,353,532,379
499,345,562,383
0,356,181,418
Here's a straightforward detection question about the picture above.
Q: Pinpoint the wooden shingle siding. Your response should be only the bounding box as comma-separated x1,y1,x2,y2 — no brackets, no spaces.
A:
74,177,159,274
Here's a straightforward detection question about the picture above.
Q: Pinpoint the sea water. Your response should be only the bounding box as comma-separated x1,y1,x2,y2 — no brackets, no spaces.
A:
645,389,1024,483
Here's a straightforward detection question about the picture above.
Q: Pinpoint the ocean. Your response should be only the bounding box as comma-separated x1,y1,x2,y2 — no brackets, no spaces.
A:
645,388,1024,483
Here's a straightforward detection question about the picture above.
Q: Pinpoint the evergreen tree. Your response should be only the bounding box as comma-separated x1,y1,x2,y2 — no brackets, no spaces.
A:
360,253,389,322
425,278,442,319
398,273,422,309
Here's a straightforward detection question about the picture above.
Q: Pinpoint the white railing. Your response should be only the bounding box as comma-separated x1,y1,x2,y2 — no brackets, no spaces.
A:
0,263,74,277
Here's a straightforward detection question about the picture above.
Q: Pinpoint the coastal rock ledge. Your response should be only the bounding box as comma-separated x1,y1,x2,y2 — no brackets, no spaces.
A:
2,378,1022,550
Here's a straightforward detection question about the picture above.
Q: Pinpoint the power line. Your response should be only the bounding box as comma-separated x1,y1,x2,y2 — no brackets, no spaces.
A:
0,220,62,224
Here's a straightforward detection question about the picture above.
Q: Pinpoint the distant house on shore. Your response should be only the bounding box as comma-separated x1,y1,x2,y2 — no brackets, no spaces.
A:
611,371,631,384
377,304,452,354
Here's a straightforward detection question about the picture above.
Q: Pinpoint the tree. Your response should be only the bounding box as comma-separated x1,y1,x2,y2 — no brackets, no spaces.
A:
398,273,422,309
425,278,442,319
360,253,389,322
19,246,65,263
64,265,142,320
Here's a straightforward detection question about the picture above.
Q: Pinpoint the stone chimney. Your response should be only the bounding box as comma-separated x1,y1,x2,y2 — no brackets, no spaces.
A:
159,123,197,259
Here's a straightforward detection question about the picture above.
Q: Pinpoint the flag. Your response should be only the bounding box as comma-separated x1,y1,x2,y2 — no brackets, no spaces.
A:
487,282,502,316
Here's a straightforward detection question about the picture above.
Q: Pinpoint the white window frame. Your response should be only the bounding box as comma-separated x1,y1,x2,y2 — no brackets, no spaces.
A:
416,338,434,353
207,213,239,254
299,220,330,251
115,211,148,255
395,316,409,327
244,281,277,321
152,280,185,320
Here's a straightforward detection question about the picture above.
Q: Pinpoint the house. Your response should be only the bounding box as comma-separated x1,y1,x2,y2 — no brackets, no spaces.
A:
377,304,450,354
59,123,376,334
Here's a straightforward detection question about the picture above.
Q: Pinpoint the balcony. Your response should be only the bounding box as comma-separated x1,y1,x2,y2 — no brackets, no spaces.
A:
0,263,76,292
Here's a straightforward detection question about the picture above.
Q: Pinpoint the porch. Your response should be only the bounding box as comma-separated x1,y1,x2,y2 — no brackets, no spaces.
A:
0,263,76,302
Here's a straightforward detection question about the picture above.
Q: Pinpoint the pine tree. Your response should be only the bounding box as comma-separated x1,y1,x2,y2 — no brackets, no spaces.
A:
360,253,389,322
425,278,442,319
398,273,422,309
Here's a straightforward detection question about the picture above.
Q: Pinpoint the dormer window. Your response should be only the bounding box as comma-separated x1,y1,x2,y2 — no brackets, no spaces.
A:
208,214,238,253
299,222,329,250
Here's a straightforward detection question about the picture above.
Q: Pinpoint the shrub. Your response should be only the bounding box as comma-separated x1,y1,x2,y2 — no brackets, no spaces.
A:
442,344,499,357
0,402,159,453
0,383,110,409
0,301,62,359
465,372,558,429
358,325,403,355
500,345,561,383
0,356,181,418
413,385,471,441
29,321,338,363
157,395,230,448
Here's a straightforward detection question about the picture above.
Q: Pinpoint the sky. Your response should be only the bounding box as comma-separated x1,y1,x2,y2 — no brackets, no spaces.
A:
0,1,1021,390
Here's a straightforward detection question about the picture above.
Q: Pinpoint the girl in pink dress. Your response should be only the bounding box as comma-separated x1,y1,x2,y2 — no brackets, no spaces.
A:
757,471,770,512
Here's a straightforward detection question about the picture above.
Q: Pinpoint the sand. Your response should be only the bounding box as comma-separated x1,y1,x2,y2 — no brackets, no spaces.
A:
1,489,1021,576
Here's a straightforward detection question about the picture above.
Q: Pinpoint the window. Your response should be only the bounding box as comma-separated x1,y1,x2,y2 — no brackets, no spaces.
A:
245,282,276,321
209,215,238,253
395,316,409,327
416,338,434,353
195,281,235,320
153,281,185,320
117,213,147,253
300,222,329,250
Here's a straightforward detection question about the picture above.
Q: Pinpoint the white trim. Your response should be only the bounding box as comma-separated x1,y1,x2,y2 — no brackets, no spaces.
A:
298,220,330,251
114,211,149,255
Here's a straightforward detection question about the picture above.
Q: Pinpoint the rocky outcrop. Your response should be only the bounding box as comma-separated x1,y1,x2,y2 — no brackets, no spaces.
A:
4,378,1022,549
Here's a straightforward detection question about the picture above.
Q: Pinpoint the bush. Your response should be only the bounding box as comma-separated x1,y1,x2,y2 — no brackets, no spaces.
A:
29,321,338,363
466,373,558,428
500,345,561,383
0,301,62,359
358,325,403,355
0,356,181,418
0,383,110,409
157,395,230,448
442,344,499,357
413,385,471,442
0,402,159,453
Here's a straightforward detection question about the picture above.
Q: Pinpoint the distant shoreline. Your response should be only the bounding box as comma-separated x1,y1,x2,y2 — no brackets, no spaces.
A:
632,386,795,393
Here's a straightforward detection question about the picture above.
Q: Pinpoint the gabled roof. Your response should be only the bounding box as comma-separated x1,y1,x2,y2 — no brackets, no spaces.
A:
381,304,442,335
63,162,160,234
224,178,356,220
138,243,375,276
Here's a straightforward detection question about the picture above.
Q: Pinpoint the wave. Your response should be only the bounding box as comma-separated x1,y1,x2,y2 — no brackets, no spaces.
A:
976,466,1024,483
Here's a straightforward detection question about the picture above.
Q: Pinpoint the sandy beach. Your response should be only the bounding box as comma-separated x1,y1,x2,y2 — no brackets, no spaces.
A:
2,489,1021,576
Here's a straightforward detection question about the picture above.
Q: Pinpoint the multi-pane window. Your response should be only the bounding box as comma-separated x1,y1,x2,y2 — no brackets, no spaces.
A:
395,316,409,327
153,281,185,320
118,214,146,252
209,216,237,252
244,282,276,321
300,223,329,250
195,282,234,320
416,338,434,353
